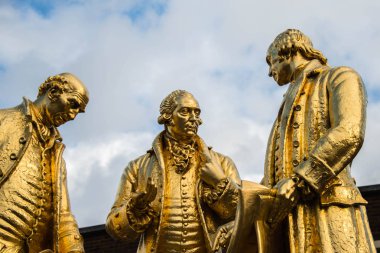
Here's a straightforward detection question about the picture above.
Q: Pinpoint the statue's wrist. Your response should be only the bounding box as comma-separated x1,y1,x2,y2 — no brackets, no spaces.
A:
128,199,150,216
126,199,155,233
204,178,229,205
291,174,315,200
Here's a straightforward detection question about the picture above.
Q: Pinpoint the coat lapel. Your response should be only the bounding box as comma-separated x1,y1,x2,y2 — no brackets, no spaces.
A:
281,60,325,129
152,132,165,173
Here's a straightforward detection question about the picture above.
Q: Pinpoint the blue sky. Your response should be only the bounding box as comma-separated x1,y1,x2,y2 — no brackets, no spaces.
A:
1,0,380,227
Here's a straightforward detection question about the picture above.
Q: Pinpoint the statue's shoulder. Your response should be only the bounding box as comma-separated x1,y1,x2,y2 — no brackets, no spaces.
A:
127,152,155,169
209,148,235,164
0,103,24,121
323,65,361,79
0,102,29,133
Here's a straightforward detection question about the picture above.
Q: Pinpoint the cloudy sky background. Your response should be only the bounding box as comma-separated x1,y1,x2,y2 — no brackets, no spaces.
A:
0,0,379,227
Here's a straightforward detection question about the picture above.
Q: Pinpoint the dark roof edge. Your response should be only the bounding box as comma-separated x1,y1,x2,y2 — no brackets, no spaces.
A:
358,184,380,193
79,224,105,234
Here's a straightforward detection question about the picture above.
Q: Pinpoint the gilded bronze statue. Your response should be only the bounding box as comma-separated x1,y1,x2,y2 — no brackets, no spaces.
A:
260,29,376,252
106,90,240,253
0,73,89,253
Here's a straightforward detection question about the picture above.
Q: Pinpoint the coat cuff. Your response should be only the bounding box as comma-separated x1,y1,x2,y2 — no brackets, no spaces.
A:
294,156,340,193
106,203,141,242
58,214,84,253
203,179,239,219
125,198,155,233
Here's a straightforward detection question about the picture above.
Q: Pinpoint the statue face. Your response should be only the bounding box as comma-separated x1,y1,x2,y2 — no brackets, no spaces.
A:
267,50,293,86
46,81,88,127
167,94,201,140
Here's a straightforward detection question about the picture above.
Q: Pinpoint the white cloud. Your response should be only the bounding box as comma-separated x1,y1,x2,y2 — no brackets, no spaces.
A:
0,0,379,226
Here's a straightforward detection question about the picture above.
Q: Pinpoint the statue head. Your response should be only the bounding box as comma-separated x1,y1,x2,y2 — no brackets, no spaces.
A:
37,73,89,127
266,29,327,85
158,90,202,140
266,29,327,66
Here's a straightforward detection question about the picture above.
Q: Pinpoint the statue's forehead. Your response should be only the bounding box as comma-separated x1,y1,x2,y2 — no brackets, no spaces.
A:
176,94,200,109
64,83,89,106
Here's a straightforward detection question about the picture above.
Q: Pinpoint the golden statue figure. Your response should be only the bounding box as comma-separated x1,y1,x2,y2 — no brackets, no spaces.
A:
106,90,240,253
0,73,89,253
259,29,376,252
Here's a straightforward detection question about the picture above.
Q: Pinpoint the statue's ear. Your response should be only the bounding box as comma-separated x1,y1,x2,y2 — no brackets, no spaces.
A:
167,118,175,126
47,86,62,101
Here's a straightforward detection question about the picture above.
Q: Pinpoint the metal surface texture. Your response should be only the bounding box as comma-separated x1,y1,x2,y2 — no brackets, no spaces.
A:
0,73,89,253
258,29,376,252
106,90,240,253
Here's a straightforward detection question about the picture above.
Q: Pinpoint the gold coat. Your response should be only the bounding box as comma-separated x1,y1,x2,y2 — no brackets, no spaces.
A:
106,132,240,253
0,99,84,253
262,60,376,252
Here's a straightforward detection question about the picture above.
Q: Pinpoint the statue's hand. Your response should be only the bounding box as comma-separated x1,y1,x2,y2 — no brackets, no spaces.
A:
267,178,300,227
212,221,234,252
130,177,157,211
198,139,226,187
274,178,299,204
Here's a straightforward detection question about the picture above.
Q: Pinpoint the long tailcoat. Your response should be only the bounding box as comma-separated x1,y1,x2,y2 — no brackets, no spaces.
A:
0,98,84,252
262,60,375,252
106,132,240,253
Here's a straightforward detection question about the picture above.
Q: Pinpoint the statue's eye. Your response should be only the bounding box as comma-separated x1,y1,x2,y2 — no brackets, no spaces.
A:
69,99,80,109
179,108,189,114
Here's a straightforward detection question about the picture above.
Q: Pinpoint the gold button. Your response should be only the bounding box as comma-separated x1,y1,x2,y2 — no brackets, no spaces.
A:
183,230,188,235
74,234,80,240
19,137,27,144
293,141,299,147
182,238,186,242
183,214,188,219
182,176,186,180
292,160,299,167
184,222,188,226
293,122,299,129
10,153,17,160
295,105,301,111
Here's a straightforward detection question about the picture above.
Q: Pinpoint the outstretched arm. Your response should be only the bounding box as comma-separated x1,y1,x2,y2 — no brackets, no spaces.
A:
106,159,156,242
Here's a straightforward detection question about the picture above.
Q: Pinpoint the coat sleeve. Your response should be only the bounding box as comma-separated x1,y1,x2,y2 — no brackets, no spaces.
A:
203,152,240,219
106,157,153,242
294,67,367,193
58,160,85,253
